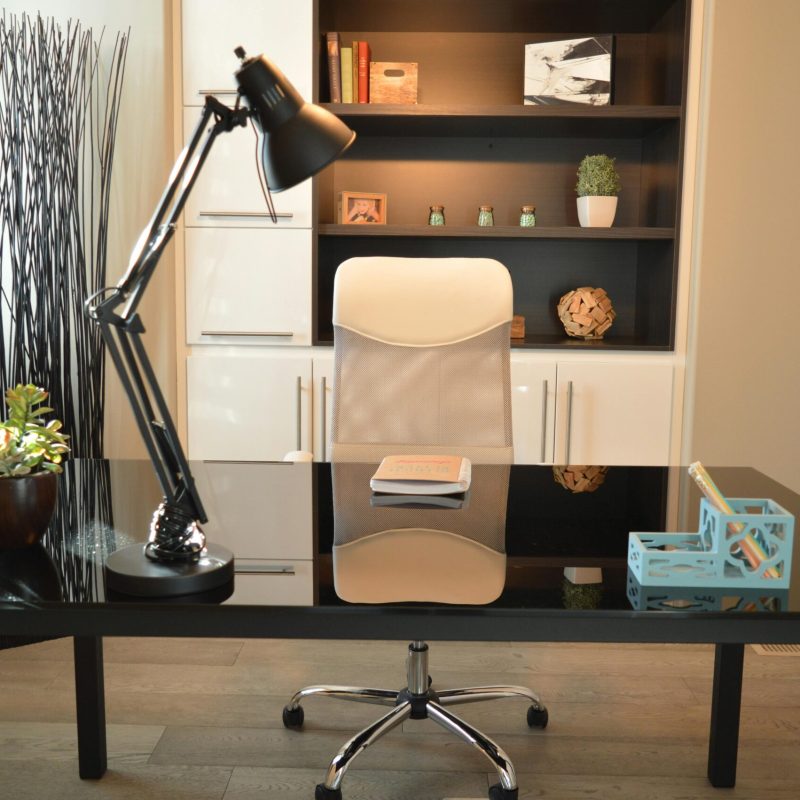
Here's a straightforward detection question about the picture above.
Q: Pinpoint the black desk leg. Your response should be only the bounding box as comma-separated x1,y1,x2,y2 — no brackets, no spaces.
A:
73,636,107,779
707,642,744,788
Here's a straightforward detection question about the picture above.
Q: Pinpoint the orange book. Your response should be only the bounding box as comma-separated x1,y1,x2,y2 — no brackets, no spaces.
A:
370,455,471,495
357,40,370,103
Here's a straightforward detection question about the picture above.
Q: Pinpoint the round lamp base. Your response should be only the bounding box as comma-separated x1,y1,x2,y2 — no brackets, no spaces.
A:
104,543,234,597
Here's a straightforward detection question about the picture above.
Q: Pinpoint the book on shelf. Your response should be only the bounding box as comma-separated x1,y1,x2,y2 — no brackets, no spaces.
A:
351,40,359,103
357,40,370,103
370,455,472,495
341,46,353,103
326,31,342,103
370,491,469,510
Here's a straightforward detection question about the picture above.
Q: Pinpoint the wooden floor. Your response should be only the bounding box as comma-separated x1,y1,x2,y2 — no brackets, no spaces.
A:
1,638,799,799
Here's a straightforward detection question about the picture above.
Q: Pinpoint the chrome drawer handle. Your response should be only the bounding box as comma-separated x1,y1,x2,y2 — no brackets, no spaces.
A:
321,376,328,462
200,330,294,337
540,379,548,463
296,376,302,451
235,564,296,575
198,211,294,219
198,89,239,96
565,380,574,464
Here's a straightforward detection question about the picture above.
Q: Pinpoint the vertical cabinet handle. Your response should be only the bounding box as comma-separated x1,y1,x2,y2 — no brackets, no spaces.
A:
540,379,548,463
296,376,302,451
320,376,328,462
565,380,574,464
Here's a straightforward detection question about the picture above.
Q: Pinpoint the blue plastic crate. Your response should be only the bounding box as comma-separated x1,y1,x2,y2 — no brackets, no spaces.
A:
628,497,794,589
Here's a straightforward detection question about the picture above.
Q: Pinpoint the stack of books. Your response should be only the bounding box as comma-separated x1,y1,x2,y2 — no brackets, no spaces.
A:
326,33,370,104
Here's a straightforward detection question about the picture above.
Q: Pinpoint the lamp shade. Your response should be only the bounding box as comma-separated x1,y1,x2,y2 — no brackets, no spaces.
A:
235,52,355,192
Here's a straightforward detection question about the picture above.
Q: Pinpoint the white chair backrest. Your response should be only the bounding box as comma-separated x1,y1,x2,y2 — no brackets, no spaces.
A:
331,256,514,464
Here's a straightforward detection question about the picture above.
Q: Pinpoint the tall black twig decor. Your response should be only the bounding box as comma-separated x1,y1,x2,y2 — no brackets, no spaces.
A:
0,12,129,458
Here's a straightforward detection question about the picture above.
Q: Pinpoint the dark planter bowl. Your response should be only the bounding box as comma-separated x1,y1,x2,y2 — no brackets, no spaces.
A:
0,472,58,549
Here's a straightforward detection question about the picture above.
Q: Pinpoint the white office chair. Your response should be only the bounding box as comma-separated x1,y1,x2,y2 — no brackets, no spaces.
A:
282,257,547,800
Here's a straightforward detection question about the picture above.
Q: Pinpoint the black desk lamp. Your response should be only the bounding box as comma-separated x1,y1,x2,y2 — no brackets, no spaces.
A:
87,48,355,596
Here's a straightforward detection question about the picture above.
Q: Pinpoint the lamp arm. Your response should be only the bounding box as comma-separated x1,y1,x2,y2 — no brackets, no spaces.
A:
86,96,250,558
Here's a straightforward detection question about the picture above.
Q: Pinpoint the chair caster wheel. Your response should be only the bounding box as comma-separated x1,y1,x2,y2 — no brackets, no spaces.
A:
488,784,518,800
282,705,304,729
527,704,548,729
315,783,342,799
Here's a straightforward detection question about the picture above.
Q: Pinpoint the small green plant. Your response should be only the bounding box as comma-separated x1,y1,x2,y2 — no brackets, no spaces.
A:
0,384,70,477
575,154,621,197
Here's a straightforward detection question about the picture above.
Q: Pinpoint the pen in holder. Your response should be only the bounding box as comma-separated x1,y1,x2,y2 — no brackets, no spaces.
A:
628,496,794,588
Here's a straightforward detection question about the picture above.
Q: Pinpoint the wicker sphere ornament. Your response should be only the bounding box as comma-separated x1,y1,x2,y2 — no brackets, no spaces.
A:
557,286,616,339
553,465,609,494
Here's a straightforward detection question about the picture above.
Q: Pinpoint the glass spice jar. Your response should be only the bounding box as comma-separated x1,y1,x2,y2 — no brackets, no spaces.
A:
519,205,536,227
477,205,494,226
428,205,445,226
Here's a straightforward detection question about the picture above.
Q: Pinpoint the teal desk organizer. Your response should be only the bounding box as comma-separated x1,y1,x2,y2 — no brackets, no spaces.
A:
628,497,794,589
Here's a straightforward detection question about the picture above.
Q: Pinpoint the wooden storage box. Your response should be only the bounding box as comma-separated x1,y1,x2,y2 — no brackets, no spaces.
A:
369,62,418,104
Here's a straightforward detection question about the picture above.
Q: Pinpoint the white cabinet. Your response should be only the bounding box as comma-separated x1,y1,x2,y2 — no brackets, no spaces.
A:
181,0,312,105
553,360,674,466
511,355,673,466
185,227,311,346
186,351,333,462
187,353,312,460
182,108,312,229
510,357,556,464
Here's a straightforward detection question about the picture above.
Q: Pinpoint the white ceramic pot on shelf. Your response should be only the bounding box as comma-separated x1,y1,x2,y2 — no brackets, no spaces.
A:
577,196,618,227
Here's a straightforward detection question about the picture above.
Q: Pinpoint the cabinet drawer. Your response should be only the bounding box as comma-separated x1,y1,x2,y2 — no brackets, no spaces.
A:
185,227,311,346
195,461,313,559
225,560,313,606
187,354,312,460
182,0,312,106
182,109,312,228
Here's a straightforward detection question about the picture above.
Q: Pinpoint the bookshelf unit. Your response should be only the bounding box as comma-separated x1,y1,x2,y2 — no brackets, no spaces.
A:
313,0,691,350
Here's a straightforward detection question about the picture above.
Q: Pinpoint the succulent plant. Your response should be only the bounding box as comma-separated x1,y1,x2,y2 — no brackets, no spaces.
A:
575,154,621,197
0,384,70,477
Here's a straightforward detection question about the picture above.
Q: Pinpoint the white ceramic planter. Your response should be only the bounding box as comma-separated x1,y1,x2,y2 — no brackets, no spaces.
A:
577,195,618,227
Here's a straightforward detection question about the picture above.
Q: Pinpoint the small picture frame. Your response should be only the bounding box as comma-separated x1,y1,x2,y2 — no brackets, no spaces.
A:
340,191,387,225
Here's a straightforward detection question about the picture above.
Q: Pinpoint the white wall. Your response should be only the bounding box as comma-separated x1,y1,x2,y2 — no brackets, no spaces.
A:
684,0,800,492
1,0,175,459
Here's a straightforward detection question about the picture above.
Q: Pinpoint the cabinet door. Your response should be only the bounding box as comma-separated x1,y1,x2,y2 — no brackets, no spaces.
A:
554,361,673,466
185,227,311,346
182,108,312,229
181,0,312,105
187,354,312,460
312,352,334,462
510,356,557,464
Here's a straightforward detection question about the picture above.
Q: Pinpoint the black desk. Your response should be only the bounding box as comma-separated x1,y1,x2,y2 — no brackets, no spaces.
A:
1,459,799,787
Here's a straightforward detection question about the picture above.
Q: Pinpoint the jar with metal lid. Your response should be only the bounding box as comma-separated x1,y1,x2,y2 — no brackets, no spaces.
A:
428,205,445,226
477,205,494,226
519,205,536,227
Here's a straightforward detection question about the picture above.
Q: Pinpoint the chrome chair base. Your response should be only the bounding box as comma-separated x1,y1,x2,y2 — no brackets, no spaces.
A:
283,641,547,800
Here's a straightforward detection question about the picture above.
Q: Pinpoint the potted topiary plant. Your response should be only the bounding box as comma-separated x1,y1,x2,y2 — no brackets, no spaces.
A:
0,384,70,548
575,154,621,227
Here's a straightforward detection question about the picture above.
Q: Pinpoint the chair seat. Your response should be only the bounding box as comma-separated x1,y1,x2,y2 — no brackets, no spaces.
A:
333,528,507,604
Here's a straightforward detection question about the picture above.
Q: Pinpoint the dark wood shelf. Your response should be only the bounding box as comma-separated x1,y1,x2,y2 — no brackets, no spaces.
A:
323,103,682,137
319,224,675,240
313,335,672,352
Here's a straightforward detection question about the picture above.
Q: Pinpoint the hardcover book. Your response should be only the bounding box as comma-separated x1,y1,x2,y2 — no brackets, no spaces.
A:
370,455,471,495
357,40,370,103
341,46,353,103
326,31,342,103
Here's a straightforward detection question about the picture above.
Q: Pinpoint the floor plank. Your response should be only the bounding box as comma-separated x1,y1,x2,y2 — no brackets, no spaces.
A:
1,638,800,799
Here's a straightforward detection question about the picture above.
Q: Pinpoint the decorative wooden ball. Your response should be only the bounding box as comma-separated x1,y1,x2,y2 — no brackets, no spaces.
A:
553,465,609,494
557,286,616,339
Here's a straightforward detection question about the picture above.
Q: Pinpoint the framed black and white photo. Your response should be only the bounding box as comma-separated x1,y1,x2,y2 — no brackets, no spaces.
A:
524,36,614,106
